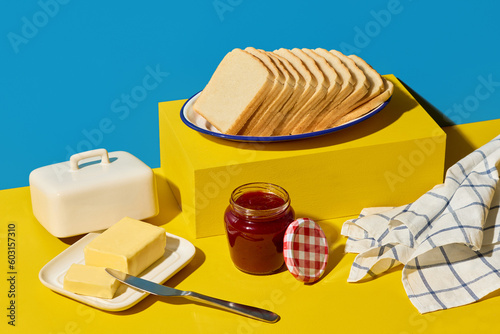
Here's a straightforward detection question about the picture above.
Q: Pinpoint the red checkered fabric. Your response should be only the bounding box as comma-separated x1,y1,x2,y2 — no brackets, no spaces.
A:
283,218,329,283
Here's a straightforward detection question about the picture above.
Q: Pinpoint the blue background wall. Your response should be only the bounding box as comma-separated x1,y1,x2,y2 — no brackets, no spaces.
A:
1,0,499,190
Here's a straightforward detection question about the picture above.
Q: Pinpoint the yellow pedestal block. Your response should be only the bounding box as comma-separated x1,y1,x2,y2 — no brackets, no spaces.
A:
159,75,446,238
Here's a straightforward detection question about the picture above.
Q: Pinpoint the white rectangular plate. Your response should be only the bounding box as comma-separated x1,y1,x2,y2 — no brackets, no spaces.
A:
39,231,196,311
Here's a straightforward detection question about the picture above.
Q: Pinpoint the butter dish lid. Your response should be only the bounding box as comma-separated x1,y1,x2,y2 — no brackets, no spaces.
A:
28,148,158,238
283,218,329,283
29,148,151,191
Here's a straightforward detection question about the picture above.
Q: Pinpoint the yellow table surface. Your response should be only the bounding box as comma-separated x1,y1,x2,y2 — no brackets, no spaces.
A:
2,119,500,334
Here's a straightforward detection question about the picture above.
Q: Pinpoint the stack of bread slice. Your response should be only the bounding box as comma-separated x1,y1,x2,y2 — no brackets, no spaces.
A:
193,47,393,136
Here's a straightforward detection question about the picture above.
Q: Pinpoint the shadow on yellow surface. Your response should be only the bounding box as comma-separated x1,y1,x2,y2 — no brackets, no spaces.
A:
146,172,181,227
58,234,86,246
443,126,480,170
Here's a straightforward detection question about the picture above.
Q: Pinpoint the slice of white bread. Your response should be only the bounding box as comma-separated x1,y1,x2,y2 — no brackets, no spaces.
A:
302,48,353,132
193,48,275,135
248,51,296,135
238,47,288,135
298,48,343,133
272,48,317,135
241,50,301,136
257,52,305,136
312,49,369,131
347,54,384,110
331,77,393,126
307,48,354,130
310,48,354,109
287,48,329,134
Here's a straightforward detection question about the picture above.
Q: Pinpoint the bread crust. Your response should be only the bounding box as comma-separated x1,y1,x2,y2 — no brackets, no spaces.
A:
292,48,342,134
347,54,384,110
237,47,286,135
193,48,275,135
312,49,370,131
272,48,317,136
273,49,325,135
331,78,393,126
307,48,354,131
258,52,306,136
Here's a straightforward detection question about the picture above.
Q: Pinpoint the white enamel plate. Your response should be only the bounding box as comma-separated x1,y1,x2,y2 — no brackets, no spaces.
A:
180,91,391,142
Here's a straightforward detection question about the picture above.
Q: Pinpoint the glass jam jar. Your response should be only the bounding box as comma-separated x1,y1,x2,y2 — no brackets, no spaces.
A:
224,182,295,274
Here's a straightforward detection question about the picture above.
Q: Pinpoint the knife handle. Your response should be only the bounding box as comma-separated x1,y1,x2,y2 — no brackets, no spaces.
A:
184,291,280,323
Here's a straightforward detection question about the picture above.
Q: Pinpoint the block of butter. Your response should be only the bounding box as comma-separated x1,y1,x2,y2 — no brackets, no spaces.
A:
84,217,166,276
63,264,120,299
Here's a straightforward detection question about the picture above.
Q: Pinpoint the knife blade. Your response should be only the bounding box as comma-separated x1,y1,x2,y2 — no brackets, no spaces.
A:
105,268,280,323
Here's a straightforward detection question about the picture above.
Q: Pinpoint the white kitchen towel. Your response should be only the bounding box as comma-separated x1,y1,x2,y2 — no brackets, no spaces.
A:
341,134,500,313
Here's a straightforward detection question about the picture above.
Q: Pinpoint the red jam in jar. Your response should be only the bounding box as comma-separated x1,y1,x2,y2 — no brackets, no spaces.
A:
224,182,295,274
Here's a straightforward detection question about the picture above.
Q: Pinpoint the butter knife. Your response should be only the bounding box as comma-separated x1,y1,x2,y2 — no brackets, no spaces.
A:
105,268,280,323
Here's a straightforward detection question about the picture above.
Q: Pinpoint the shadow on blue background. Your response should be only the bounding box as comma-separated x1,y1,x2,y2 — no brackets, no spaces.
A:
1,0,499,190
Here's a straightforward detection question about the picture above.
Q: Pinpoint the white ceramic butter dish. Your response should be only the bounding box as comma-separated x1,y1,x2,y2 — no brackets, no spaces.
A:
29,149,159,238
39,231,195,311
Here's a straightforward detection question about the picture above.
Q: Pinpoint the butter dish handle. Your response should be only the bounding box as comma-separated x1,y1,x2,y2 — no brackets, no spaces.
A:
70,149,110,171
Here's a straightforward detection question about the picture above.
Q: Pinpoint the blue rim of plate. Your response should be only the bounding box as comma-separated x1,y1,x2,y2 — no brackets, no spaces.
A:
180,91,391,142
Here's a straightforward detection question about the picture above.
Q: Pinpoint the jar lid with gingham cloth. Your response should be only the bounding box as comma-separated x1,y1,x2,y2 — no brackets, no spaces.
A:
283,218,329,283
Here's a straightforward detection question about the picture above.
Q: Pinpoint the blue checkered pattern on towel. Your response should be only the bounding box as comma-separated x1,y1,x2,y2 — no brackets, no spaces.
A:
341,134,500,313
